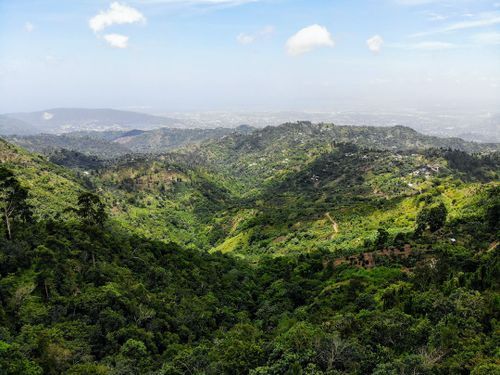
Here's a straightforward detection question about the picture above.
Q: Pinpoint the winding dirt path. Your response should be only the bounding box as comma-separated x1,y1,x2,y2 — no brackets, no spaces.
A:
488,241,498,252
325,212,339,238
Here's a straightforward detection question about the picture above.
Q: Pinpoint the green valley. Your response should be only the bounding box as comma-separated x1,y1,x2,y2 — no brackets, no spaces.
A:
0,122,498,374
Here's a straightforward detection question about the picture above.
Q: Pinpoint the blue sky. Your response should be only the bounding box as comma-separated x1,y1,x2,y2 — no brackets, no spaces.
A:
0,0,499,113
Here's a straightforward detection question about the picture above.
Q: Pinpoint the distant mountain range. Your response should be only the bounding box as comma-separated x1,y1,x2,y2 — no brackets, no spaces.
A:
2,108,498,143
0,108,185,135
0,115,35,135
163,110,500,143
5,121,498,178
7,125,256,158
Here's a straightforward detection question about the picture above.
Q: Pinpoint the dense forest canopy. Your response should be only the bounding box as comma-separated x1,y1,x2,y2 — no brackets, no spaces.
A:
0,123,499,374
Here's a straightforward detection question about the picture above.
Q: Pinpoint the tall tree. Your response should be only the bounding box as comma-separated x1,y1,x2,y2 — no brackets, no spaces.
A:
75,192,107,228
416,202,447,234
74,192,107,267
0,167,32,240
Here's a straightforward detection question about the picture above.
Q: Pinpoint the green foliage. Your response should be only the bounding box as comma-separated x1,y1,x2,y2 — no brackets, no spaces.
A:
375,228,389,249
416,202,448,234
0,341,42,375
0,126,499,374
471,363,500,375
208,324,265,373
0,166,32,239
75,192,107,228
486,201,499,231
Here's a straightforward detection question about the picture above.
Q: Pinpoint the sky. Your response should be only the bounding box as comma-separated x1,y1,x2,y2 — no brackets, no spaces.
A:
0,0,499,114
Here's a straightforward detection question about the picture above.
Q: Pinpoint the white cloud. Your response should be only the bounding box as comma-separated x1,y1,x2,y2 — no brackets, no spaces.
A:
236,25,274,45
472,32,500,45
104,33,129,48
286,24,334,56
42,112,54,120
412,12,500,37
237,33,255,44
89,2,146,33
25,22,34,32
367,35,384,53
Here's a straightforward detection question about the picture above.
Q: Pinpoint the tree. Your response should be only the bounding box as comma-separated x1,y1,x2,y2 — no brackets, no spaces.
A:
316,334,354,372
0,167,32,240
375,228,389,249
34,245,57,300
0,341,42,375
393,232,407,247
72,192,107,267
209,323,265,374
75,192,107,228
112,339,152,374
67,363,110,375
486,202,499,231
416,202,447,234
471,363,500,375
428,203,447,232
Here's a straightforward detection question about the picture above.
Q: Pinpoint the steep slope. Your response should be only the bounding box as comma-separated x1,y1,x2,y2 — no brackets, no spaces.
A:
210,144,499,257
45,149,106,170
182,122,498,192
61,127,497,259
0,138,84,217
94,154,235,249
0,144,258,374
113,125,255,153
0,138,231,248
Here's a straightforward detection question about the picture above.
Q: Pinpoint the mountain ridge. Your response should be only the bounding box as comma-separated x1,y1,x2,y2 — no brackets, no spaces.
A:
7,122,498,165
1,108,185,135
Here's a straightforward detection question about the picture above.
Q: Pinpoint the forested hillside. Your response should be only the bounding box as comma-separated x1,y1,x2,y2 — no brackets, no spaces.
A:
0,123,499,374
8,122,497,163
8,125,255,159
